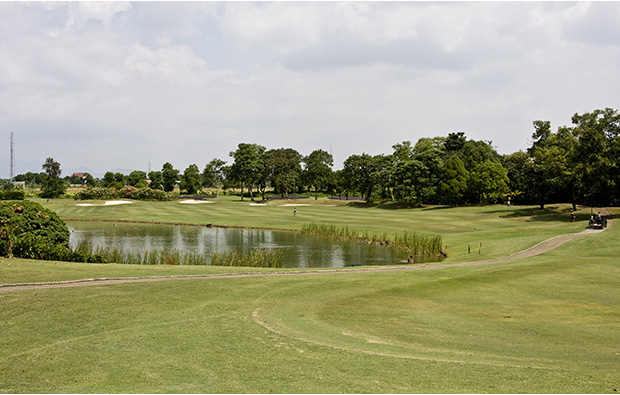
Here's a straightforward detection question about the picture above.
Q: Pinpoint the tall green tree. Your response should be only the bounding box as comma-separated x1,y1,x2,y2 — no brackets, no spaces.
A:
444,132,467,157
264,148,302,199
571,108,620,206
460,140,500,171
180,164,202,195
203,158,227,197
372,154,394,201
393,159,431,206
438,155,469,206
229,143,266,201
148,171,163,190
503,150,533,204
162,162,179,193
83,173,96,187
526,120,574,209
102,171,124,189
40,157,66,198
302,149,334,200
412,137,445,203
387,141,415,202
127,171,148,188
342,153,375,201
468,160,510,204
202,159,227,188
391,141,414,162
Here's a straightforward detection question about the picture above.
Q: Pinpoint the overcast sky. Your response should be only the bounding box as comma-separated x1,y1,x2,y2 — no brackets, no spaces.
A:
1,1,619,178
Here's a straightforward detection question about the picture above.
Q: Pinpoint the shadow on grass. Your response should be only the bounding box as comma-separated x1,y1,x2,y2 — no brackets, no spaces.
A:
485,205,585,222
345,201,438,210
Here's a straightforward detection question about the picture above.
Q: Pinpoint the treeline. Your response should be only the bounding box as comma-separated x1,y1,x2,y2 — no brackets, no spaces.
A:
9,107,620,207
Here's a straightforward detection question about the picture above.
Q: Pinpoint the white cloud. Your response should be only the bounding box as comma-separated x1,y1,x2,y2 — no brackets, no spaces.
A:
124,43,209,84
0,2,619,177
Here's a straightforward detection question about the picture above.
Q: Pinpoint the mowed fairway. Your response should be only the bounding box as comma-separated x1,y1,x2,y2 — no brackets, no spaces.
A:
0,201,618,393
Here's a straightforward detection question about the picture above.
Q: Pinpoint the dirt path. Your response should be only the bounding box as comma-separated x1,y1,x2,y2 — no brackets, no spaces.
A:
1,215,612,294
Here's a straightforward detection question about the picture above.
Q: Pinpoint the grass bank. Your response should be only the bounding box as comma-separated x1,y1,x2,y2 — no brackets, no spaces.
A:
0,202,616,393
0,215,618,392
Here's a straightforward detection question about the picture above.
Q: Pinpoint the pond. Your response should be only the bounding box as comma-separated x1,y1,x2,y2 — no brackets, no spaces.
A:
67,221,442,268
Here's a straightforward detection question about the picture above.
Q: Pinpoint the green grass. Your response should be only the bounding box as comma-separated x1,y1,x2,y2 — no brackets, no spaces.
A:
0,200,617,393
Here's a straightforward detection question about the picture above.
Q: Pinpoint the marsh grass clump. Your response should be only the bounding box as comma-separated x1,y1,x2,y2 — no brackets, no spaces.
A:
211,249,285,268
73,241,209,265
302,223,443,256
74,240,286,267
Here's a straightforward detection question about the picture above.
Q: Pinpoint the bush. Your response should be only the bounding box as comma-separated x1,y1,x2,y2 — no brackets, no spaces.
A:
0,190,25,200
0,200,106,262
74,187,118,201
74,187,170,201
122,187,169,201
0,200,69,252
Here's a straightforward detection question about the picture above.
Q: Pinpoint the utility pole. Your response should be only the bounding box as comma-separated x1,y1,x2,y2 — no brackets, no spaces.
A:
10,132,14,181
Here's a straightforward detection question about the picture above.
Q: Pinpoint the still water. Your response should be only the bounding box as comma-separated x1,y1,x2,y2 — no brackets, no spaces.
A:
68,221,440,268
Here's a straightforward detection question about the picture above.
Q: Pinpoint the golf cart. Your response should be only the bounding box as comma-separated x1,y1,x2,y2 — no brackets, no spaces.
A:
588,212,607,229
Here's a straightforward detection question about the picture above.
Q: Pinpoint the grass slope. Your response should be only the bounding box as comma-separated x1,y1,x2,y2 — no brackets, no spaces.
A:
0,202,617,393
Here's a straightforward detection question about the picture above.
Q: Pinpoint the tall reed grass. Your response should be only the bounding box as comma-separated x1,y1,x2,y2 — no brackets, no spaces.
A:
72,239,286,267
302,223,443,256
211,249,285,268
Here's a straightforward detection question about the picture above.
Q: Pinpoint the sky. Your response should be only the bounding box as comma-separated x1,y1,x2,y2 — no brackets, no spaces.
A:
1,1,619,178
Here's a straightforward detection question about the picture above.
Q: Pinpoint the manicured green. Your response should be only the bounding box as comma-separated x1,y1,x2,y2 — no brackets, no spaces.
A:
0,202,617,393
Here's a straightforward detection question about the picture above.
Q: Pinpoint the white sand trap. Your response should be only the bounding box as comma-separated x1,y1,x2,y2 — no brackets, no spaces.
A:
281,204,310,206
179,199,213,204
76,200,133,207
249,203,266,206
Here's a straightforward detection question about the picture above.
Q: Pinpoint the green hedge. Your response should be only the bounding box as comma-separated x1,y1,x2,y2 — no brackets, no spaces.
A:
0,190,25,200
74,187,169,201
74,187,118,201
120,187,169,201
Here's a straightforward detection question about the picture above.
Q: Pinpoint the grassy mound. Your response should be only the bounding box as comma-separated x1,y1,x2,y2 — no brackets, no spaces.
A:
0,203,617,393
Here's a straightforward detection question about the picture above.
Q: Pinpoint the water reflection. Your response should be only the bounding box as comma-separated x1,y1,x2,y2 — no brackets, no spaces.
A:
68,221,441,268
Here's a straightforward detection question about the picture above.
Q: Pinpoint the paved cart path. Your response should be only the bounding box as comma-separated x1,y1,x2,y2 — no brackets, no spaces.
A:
1,214,612,293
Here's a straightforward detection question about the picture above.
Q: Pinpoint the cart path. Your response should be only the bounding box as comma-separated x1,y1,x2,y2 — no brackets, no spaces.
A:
1,214,612,293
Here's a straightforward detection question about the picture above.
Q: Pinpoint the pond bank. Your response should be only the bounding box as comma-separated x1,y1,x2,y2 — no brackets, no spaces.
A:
63,218,301,232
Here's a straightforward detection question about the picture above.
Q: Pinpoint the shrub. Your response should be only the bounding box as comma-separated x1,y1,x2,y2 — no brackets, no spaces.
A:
74,187,118,201
123,187,169,201
0,200,69,254
0,200,106,262
0,190,26,200
74,187,170,201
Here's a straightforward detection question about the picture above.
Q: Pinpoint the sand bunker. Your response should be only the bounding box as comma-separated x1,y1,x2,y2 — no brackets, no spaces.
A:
249,203,266,206
75,200,133,207
179,199,213,204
